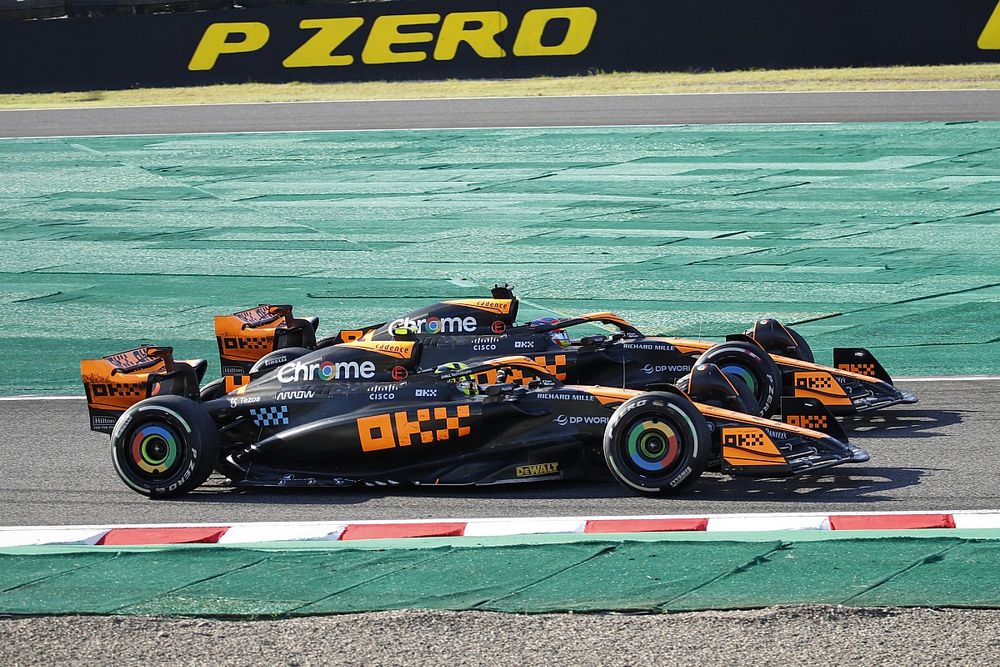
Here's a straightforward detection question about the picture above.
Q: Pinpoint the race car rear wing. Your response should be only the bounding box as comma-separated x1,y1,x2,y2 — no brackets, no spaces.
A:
80,346,206,434
214,304,318,376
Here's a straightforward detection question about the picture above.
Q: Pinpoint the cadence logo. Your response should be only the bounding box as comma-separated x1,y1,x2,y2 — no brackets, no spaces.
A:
188,7,598,71
277,359,376,383
388,315,477,335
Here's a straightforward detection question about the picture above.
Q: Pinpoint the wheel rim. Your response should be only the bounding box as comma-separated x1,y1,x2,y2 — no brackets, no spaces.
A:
720,362,759,396
625,419,681,473
128,423,181,477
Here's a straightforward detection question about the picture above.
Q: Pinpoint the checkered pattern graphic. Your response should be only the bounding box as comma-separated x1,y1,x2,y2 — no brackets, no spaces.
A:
796,374,833,390
786,414,828,429
89,382,144,398
722,431,765,448
241,336,272,350
250,405,289,427
221,335,273,351
533,354,569,381
838,363,876,376
473,368,533,387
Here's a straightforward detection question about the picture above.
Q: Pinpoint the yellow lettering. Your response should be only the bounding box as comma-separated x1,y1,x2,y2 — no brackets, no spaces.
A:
362,13,441,64
283,18,365,68
513,7,597,57
188,22,270,71
433,11,507,61
979,1,1000,49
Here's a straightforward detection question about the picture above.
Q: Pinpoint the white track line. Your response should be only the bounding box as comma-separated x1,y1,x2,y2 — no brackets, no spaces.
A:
0,88,994,114
0,395,84,401
895,376,1000,382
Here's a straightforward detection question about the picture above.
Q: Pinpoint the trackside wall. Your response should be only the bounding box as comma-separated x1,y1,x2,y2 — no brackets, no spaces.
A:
2,0,1000,92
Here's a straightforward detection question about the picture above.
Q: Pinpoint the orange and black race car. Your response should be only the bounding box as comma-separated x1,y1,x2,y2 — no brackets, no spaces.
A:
207,286,916,418
81,345,867,498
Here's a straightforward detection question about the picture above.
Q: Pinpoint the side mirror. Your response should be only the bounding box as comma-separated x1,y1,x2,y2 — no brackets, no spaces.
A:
579,335,607,347
484,383,519,397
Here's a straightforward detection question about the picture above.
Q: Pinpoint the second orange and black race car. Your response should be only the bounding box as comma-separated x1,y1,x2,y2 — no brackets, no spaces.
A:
81,344,867,498
209,286,916,418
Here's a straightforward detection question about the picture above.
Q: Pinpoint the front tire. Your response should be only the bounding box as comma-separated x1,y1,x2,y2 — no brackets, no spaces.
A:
784,327,814,364
692,342,782,417
675,370,760,416
603,392,710,496
111,396,218,498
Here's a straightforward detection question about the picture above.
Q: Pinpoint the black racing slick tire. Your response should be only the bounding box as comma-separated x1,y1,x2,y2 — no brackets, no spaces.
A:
110,396,219,499
603,392,711,496
692,342,783,417
675,371,760,416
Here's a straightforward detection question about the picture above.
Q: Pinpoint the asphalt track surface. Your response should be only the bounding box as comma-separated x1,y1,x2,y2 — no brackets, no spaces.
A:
2,91,999,662
1,91,999,527
2,89,1000,137
0,380,996,526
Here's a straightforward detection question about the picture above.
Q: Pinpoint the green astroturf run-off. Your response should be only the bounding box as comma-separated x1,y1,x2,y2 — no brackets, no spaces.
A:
0,122,998,394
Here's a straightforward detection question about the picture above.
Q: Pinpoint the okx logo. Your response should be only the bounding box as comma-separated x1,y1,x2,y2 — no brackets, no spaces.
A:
358,404,479,452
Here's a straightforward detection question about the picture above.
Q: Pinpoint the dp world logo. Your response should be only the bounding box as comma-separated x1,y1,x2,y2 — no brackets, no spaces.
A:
553,415,609,426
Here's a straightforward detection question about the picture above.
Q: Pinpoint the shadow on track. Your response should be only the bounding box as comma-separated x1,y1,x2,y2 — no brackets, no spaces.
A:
176,466,929,506
168,410,942,506
844,409,963,439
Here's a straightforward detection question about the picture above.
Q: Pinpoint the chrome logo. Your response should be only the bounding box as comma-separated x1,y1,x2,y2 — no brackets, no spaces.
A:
424,317,442,334
318,361,337,380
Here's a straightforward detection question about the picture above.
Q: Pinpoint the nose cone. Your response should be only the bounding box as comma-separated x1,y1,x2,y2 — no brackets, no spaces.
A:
848,445,871,463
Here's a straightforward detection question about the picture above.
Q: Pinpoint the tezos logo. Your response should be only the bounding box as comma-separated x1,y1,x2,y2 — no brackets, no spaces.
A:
277,359,375,383
554,415,608,425
389,315,477,335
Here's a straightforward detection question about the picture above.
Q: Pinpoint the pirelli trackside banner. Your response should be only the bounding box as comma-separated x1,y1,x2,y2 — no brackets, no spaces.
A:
2,0,1000,92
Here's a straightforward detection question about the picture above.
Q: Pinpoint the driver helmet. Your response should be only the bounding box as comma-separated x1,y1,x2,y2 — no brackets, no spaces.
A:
434,361,480,396
530,317,570,348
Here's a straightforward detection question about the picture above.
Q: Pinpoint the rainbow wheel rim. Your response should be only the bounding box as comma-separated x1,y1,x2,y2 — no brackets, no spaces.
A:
130,424,179,475
720,363,757,395
625,419,680,472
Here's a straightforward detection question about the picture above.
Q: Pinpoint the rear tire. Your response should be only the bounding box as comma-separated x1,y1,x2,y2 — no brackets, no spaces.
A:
691,342,782,417
199,378,226,402
603,392,710,496
111,396,218,498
